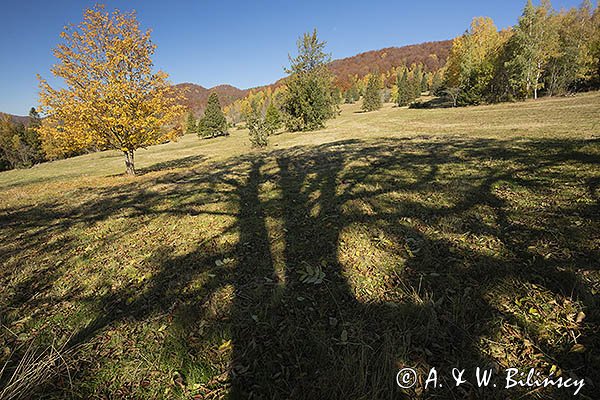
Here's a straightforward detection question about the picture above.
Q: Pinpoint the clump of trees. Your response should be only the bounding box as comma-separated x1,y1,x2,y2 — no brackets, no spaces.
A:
343,75,363,103
244,96,283,147
0,109,44,171
224,30,448,131
11,7,453,171
185,93,231,138
441,0,599,106
344,84,361,103
444,17,506,105
223,102,243,128
225,29,341,142
282,29,338,131
430,71,444,95
15,1,593,176
228,29,338,138
37,5,184,175
391,66,426,106
331,42,452,89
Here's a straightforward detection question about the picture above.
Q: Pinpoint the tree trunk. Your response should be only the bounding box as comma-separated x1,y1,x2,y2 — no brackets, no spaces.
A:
124,150,136,176
534,64,542,100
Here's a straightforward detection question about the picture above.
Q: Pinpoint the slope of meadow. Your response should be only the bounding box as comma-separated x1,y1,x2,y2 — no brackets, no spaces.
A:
0,92,599,399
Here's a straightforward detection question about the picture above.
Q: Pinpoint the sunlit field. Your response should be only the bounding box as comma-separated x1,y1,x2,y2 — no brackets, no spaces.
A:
1,92,599,399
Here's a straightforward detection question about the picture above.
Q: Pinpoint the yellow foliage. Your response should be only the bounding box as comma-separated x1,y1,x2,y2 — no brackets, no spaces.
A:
37,5,185,172
445,17,507,88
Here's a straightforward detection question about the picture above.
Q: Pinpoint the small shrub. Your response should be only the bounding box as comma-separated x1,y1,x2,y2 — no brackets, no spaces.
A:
247,114,269,148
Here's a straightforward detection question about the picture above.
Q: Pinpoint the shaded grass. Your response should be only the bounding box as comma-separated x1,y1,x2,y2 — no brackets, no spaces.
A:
0,92,599,399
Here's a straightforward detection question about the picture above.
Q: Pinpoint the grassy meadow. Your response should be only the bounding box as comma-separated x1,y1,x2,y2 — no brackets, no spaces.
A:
1,92,599,399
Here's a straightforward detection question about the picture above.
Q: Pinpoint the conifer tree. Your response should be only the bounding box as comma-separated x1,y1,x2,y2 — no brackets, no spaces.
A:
413,65,424,96
282,29,336,131
185,113,197,134
345,83,360,103
362,73,382,112
25,108,43,164
390,84,399,103
407,72,420,102
247,108,269,148
396,69,410,106
344,89,354,104
331,87,343,105
352,83,361,102
198,92,227,138
421,73,429,92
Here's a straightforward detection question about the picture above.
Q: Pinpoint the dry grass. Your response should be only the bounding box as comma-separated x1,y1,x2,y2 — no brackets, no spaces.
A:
0,92,599,399
0,339,77,400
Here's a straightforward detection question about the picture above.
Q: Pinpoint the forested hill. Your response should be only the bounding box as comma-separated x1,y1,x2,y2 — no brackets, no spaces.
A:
175,39,452,115
328,40,452,89
0,113,30,126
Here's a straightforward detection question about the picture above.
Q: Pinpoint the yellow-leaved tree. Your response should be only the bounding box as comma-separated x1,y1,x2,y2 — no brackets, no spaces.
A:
445,17,507,104
38,5,184,175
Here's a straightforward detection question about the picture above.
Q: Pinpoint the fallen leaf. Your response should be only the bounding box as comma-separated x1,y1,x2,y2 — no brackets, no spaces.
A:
340,329,348,343
569,343,586,353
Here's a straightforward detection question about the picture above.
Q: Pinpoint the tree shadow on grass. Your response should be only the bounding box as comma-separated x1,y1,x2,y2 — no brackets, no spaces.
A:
409,96,456,109
227,137,599,399
137,154,208,175
0,136,598,399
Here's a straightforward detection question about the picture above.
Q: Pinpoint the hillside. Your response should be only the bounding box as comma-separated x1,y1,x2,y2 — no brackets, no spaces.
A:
329,40,452,89
1,92,598,399
173,83,247,116
175,40,452,114
0,112,30,126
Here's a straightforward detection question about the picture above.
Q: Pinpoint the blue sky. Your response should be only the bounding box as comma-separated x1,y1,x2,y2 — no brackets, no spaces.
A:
0,0,588,115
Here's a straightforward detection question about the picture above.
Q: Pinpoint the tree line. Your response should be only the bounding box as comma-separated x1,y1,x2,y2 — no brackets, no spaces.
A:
335,0,600,109
0,109,44,171
442,0,599,105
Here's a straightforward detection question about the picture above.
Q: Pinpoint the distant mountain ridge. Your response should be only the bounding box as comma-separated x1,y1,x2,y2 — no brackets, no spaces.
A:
173,83,247,116
175,39,453,115
0,113,30,126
